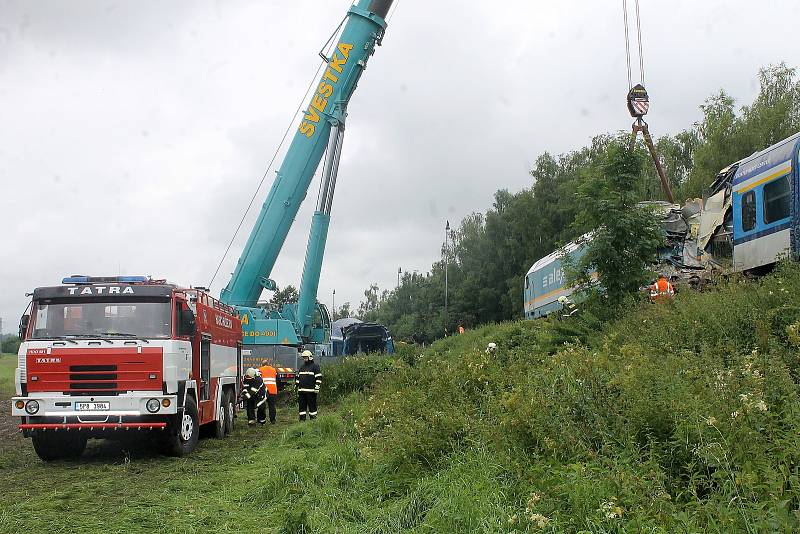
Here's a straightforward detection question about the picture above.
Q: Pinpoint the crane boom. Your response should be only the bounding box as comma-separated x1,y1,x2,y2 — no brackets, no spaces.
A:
219,1,393,371
221,0,391,308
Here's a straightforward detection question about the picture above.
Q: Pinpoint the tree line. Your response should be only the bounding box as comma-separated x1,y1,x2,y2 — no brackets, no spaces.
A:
350,64,800,344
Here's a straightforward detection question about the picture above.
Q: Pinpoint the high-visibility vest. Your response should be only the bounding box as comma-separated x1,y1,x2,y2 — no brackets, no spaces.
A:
259,365,278,395
650,278,674,299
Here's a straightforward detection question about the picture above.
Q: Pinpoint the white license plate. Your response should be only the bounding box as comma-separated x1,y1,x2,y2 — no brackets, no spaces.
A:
75,402,110,411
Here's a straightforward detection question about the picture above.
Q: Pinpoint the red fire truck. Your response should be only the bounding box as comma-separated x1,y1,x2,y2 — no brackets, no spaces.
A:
12,276,243,460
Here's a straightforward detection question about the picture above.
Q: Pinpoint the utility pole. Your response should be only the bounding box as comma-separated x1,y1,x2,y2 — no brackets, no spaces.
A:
332,289,335,321
444,220,449,336
397,266,401,288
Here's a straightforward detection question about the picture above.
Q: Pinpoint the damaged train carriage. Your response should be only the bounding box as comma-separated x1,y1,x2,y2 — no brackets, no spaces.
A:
523,131,800,318
524,235,592,319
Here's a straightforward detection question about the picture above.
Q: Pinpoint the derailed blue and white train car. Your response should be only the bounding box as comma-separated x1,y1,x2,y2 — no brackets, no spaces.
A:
523,235,591,319
523,132,800,319
732,132,800,271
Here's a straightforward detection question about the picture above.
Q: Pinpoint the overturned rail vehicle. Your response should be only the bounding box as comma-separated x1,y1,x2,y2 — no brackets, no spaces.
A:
524,131,800,319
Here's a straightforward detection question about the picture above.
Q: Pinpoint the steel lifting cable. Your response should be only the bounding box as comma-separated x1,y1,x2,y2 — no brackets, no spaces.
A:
634,0,645,85
621,0,645,87
622,0,632,89
386,0,401,23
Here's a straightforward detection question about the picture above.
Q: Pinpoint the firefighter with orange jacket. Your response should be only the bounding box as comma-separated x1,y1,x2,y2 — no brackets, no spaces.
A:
297,350,322,421
240,367,267,425
649,275,675,302
258,359,278,425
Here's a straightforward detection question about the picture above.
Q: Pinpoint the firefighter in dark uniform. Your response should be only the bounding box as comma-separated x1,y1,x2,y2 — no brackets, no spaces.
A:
240,367,267,425
297,350,322,421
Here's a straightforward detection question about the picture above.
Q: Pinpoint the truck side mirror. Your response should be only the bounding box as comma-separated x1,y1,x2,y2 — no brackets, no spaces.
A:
179,309,196,337
19,314,30,340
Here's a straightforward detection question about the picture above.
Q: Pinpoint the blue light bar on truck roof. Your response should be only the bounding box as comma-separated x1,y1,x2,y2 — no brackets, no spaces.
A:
62,276,149,284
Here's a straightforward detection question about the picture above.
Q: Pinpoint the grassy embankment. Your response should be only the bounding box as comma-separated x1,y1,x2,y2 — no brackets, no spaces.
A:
0,354,16,396
3,265,800,532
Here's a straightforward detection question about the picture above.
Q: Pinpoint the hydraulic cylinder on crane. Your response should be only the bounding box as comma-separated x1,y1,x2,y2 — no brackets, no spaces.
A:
220,0,393,354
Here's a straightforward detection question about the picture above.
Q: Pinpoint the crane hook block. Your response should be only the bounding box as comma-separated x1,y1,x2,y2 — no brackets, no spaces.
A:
627,83,649,118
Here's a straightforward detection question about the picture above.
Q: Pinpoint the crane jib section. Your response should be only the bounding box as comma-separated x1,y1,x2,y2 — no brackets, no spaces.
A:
220,1,391,309
299,43,353,139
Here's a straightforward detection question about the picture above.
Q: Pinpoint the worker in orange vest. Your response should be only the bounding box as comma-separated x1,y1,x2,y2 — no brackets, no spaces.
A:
258,359,278,425
649,275,675,302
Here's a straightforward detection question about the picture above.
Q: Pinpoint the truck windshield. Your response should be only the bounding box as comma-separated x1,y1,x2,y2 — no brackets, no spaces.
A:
29,299,171,339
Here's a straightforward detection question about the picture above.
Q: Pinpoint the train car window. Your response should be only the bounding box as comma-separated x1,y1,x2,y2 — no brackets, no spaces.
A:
525,276,529,289
763,175,790,224
741,191,756,231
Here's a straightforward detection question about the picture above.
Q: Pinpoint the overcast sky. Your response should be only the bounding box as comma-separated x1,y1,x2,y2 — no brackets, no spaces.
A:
1,0,799,334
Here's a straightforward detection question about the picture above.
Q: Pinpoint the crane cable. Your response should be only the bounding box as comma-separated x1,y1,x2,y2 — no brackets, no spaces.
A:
622,0,645,88
635,0,645,86
622,0,674,203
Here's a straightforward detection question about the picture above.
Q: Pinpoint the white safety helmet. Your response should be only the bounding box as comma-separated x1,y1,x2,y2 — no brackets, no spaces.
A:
557,295,568,304
301,349,313,359
245,367,257,378
485,342,497,354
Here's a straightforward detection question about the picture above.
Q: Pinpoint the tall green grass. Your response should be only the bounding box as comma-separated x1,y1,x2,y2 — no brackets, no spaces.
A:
291,264,800,531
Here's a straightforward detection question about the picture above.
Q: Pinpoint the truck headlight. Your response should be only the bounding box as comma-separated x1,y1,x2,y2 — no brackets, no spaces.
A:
146,398,161,413
25,400,40,415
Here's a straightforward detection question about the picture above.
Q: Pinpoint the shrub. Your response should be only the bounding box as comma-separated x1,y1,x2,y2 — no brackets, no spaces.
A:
318,354,396,405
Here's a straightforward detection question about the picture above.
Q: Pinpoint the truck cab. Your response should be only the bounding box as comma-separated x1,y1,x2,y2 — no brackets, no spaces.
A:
12,276,242,460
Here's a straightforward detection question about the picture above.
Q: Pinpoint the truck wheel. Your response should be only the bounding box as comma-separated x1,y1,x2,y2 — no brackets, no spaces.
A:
31,431,87,461
223,389,235,435
165,396,199,457
213,390,227,439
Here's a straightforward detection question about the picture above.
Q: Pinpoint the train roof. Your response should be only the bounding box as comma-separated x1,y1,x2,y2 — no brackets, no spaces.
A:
526,233,591,276
732,131,800,187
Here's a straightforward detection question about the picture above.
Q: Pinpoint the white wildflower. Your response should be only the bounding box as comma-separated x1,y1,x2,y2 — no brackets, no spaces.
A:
529,513,549,528
598,500,623,519
754,400,768,412
706,416,717,426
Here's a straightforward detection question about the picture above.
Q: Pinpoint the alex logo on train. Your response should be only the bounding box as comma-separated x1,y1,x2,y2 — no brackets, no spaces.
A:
542,267,565,289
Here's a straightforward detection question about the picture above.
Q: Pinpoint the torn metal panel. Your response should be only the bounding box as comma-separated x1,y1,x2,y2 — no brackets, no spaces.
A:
698,188,731,251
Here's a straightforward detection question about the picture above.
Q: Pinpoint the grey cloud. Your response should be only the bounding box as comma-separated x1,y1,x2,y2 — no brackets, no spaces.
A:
2,0,800,331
